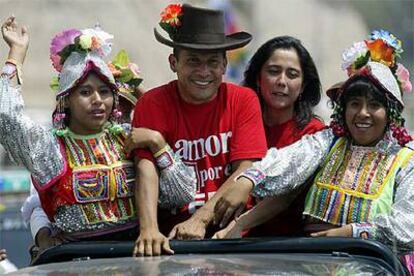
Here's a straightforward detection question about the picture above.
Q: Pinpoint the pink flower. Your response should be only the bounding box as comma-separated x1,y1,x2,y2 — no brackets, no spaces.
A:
128,62,141,78
49,29,82,72
50,29,82,56
396,63,412,93
50,54,63,72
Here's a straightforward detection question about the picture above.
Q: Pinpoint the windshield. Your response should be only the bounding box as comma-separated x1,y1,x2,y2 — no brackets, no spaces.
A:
10,253,394,275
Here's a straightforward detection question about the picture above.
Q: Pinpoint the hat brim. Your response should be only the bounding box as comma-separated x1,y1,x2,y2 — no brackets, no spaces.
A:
119,90,138,105
326,73,404,108
154,27,252,51
326,81,345,102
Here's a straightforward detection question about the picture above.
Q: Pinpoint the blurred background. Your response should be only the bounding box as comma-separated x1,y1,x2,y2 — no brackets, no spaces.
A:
0,0,413,269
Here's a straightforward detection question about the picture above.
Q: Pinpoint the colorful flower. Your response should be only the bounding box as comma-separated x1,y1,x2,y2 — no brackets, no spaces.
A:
50,54,63,72
82,27,114,45
108,50,143,92
370,29,402,54
160,4,183,27
396,63,412,93
366,39,395,67
128,62,141,79
107,62,122,77
159,4,183,36
79,34,93,50
91,36,101,50
81,27,113,57
341,41,368,71
49,29,82,72
50,29,82,57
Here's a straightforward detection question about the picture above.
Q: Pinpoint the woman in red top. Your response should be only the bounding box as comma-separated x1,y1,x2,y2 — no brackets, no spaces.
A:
241,36,325,236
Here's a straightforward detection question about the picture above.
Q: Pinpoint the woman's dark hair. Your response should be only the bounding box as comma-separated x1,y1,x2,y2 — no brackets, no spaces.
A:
340,76,390,111
243,36,321,129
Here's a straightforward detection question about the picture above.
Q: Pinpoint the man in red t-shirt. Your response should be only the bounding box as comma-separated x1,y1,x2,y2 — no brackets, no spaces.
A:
132,4,267,256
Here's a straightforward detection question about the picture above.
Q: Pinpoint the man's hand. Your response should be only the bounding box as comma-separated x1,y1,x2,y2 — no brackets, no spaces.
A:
36,227,63,252
1,16,29,64
213,177,253,228
168,217,208,240
311,224,352,237
125,128,166,154
212,219,243,239
133,228,174,257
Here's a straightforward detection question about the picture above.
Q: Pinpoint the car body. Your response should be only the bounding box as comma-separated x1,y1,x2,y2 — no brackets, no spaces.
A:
8,237,409,275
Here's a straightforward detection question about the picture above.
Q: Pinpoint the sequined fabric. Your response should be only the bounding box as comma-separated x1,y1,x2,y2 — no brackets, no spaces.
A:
304,137,411,226
367,61,402,107
251,129,335,198
35,128,138,235
58,52,115,96
54,198,136,235
0,77,65,185
158,146,196,209
1,77,194,237
251,128,414,254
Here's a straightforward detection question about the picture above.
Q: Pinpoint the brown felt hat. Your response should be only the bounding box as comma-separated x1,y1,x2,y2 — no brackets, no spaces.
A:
154,4,252,51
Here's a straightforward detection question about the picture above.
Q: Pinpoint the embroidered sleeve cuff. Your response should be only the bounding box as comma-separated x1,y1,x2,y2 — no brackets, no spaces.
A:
351,222,374,239
5,59,23,84
155,145,175,170
237,168,266,187
1,63,16,79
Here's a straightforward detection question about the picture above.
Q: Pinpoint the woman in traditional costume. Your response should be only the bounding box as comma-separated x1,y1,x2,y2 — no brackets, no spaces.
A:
214,29,414,272
0,16,195,253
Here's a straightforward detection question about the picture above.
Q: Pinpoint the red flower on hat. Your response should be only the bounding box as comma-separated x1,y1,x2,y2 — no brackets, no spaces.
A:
160,4,183,27
365,39,395,67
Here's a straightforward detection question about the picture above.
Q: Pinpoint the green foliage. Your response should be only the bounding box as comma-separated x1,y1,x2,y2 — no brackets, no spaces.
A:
49,76,59,92
112,49,129,68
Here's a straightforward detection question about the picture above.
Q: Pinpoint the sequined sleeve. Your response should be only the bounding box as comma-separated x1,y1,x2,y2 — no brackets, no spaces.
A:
372,155,414,254
0,77,65,185
250,128,335,198
156,145,196,209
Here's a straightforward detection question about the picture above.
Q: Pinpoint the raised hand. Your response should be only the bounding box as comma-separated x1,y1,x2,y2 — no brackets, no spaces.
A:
1,16,29,64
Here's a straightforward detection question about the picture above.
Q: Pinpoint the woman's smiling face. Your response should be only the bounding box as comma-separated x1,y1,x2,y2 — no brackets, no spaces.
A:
344,94,387,146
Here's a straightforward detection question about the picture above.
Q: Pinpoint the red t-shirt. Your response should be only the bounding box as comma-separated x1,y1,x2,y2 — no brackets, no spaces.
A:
265,117,325,148
249,117,325,237
132,80,267,234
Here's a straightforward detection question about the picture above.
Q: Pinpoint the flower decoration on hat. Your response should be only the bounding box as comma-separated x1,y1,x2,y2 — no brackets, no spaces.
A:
342,29,402,72
50,26,113,73
107,49,143,95
159,4,183,38
341,29,411,95
49,26,119,134
331,30,413,146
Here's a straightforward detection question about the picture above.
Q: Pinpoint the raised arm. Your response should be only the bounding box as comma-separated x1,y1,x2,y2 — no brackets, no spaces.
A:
0,17,64,185
1,16,28,70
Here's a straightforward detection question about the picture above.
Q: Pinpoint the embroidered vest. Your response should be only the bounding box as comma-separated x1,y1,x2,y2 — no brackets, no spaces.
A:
304,137,413,226
37,129,137,237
